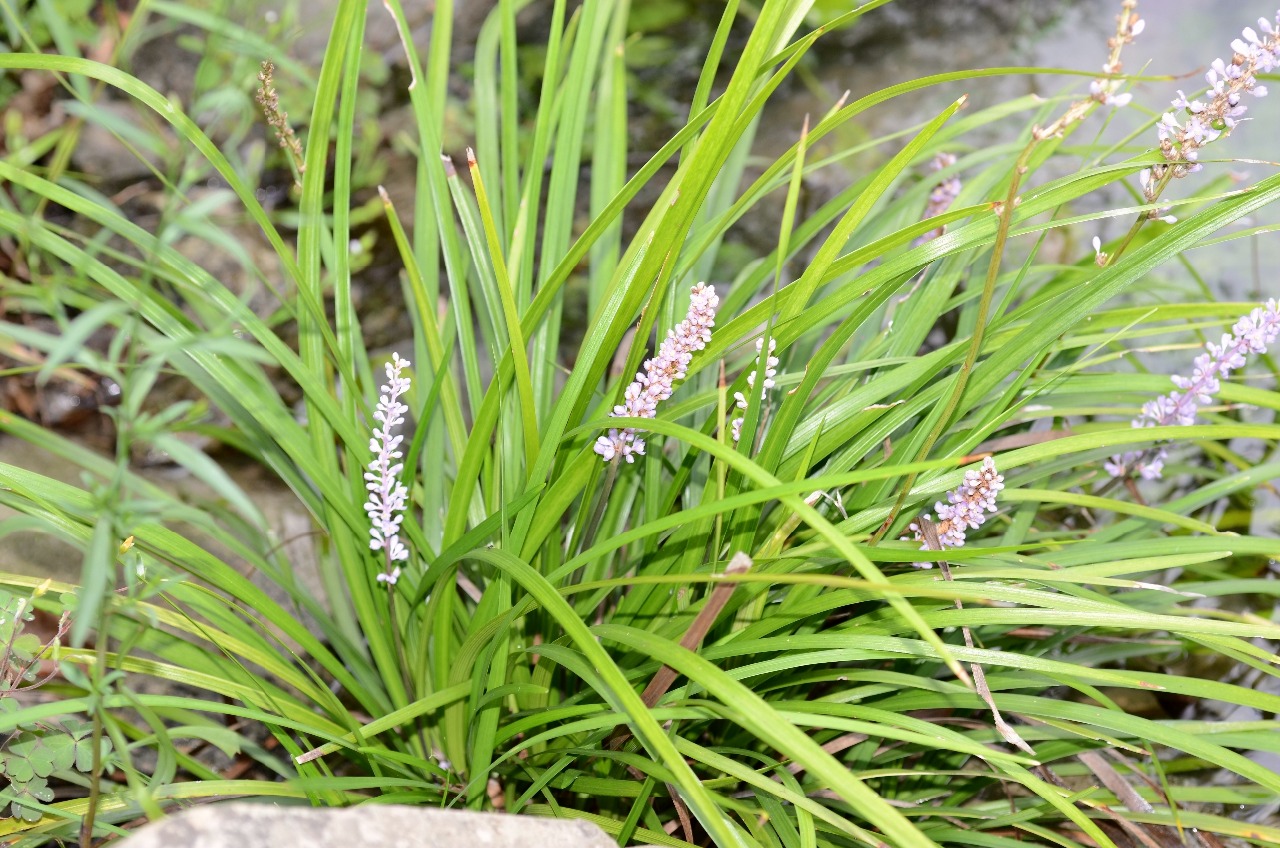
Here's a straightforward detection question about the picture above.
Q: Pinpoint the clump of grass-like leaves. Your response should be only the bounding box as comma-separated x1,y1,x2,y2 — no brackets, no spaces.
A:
0,0,1278,846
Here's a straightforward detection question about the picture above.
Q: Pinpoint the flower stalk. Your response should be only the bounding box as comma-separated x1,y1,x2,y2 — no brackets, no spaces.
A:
913,152,962,247
1152,13,1279,183
255,60,305,189
1107,10,1280,266
731,337,778,445
872,2,1142,543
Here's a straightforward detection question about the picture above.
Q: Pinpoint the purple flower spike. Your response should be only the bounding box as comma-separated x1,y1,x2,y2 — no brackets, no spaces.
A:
914,152,962,246
1091,2,1144,108
365,353,412,585
1107,299,1280,480
904,457,1005,568
1149,9,1280,186
594,284,719,463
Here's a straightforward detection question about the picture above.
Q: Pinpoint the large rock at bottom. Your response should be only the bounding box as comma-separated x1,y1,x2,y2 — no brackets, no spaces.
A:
116,803,618,848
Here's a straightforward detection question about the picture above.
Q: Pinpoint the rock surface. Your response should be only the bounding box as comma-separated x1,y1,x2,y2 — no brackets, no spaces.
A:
68,101,176,182
116,803,620,848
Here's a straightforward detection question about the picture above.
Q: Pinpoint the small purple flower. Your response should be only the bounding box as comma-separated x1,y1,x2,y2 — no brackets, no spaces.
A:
365,353,412,584
1092,236,1108,266
594,283,719,462
904,457,1005,568
1171,90,1204,113
1107,299,1280,480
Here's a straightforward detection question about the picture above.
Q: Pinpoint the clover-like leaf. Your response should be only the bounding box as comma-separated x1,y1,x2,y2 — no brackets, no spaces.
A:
3,752,33,784
59,718,93,740
43,732,76,772
0,595,22,644
10,633,44,665
4,776,54,823
77,736,110,773
53,719,112,773
5,735,55,780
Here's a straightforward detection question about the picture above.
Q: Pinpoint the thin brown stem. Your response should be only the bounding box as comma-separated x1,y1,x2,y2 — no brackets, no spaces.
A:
606,552,752,750
937,554,1035,756
912,511,1034,756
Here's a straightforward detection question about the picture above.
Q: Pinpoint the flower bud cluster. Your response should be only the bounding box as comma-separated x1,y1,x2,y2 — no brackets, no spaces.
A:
904,457,1004,568
1151,11,1280,182
731,337,779,444
1090,1,1144,107
1107,299,1280,480
594,283,719,463
914,152,962,246
365,354,412,585
1032,1,1144,141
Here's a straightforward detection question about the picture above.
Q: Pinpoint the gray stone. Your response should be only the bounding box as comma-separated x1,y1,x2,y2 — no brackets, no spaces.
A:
69,101,176,183
0,438,93,583
116,803,619,848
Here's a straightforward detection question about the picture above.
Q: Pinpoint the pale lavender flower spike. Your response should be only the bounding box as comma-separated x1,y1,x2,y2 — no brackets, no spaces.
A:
904,457,1005,568
594,283,719,462
888,152,963,321
1107,299,1280,480
365,353,411,585
914,152,961,246
1145,9,1280,192
731,336,779,444
1089,2,1143,108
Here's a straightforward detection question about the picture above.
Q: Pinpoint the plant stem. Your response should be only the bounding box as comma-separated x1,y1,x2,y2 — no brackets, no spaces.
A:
606,552,751,750
386,584,432,763
576,458,619,561
1104,167,1174,267
874,144,1032,543
79,602,109,848
387,587,415,704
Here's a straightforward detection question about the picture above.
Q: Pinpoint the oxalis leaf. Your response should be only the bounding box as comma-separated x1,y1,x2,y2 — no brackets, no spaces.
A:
41,720,108,775
2,735,54,781
9,634,42,667
1,776,54,823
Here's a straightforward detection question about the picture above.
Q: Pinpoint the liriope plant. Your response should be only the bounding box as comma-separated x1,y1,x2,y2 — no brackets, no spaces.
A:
0,0,1277,846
